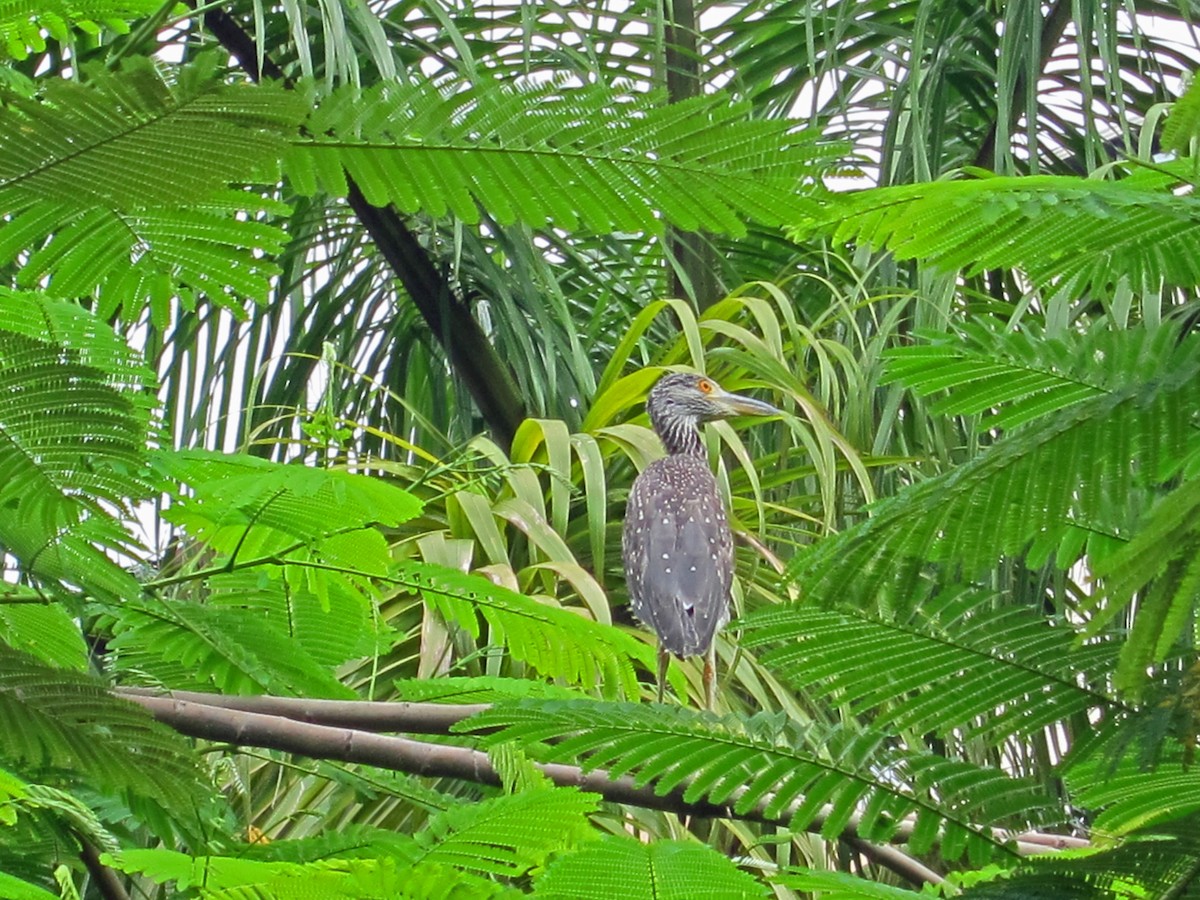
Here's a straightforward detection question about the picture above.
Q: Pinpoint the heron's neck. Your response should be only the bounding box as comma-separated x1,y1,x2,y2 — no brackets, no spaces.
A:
656,416,706,457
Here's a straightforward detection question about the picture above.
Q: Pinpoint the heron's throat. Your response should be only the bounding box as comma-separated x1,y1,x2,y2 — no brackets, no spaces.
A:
654,414,706,456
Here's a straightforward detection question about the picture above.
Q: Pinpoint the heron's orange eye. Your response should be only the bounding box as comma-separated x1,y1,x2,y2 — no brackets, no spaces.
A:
698,379,713,394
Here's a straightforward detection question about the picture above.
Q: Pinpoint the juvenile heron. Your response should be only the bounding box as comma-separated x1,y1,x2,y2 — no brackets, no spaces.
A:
623,372,781,709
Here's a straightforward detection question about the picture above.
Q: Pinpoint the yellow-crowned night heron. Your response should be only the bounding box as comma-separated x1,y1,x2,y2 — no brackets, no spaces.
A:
623,372,780,709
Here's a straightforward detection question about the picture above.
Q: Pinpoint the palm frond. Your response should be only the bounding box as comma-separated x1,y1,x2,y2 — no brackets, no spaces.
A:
788,165,1200,295
289,79,845,236
458,700,1061,862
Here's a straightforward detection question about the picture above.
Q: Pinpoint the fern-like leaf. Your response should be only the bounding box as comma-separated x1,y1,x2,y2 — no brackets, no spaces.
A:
0,872,57,900
289,78,843,236
739,592,1124,744
0,605,88,670
0,58,304,318
109,787,599,897
532,835,767,899
458,700,1061,862
410,787,599,876
1066,741,1200,837
786,359,1200,607
0,0,160,59
99,596,355,698
788,165,1200,295
0,646,209,810
0,290,152,598
881,323,1188,431
772,870,924,899
1162,75,1200,154
956,817,1200,899
155,448,422,560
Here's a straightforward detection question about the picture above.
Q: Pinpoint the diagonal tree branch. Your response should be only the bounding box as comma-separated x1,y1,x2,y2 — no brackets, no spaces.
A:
123,691,945,887
121,689,1092,883
115,686,486,733
200,5,527,449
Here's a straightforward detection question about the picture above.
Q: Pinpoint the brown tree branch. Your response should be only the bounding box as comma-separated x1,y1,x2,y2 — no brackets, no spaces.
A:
199,5,526,449
114,688,1092,857
115,687,485,733
80,840,131,900
123,690,1091,887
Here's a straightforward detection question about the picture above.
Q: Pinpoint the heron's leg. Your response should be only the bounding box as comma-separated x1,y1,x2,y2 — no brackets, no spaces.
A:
656,645,669,703
703,643,716,712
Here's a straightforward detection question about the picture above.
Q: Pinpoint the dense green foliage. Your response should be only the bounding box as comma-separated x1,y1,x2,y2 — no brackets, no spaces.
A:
1,0,1199,898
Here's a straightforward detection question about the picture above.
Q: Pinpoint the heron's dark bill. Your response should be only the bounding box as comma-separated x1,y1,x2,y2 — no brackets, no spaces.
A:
705,390,782,421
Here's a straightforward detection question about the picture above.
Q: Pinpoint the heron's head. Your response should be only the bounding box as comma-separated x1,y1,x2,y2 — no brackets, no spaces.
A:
646,373,780,447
